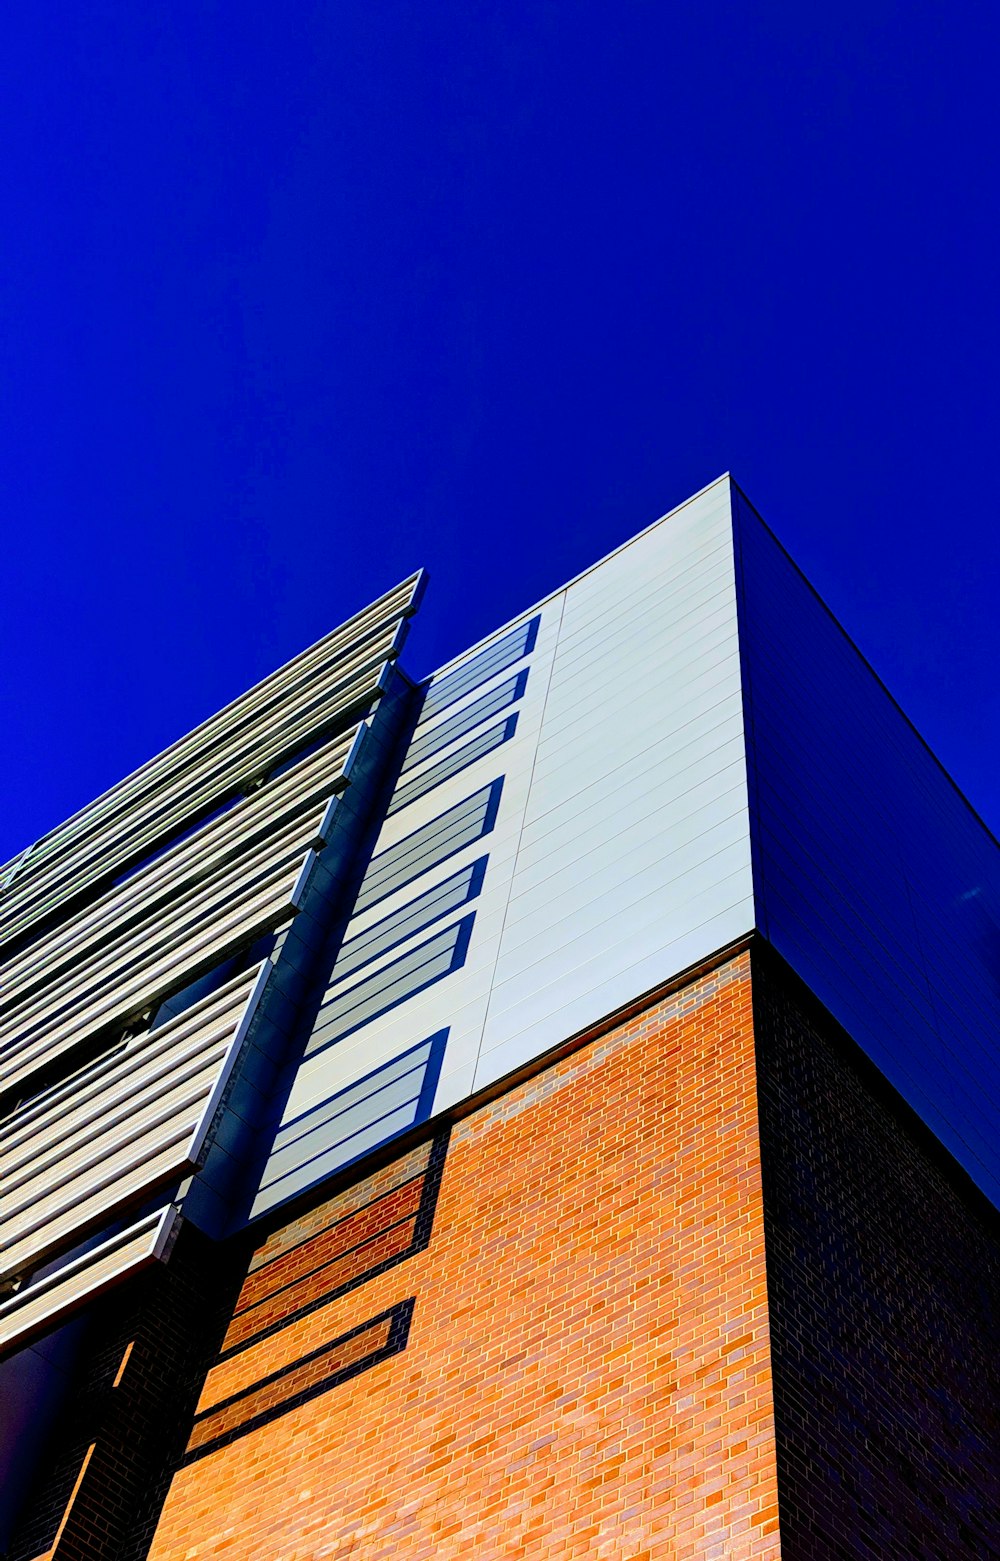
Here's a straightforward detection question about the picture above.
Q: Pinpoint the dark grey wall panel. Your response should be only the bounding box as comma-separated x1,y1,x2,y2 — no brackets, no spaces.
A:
401,671,527,775
418,615,539,724
306,914,475,1056
332,859,486,983
251,1033,446,1215
353,781,503,916
735,489,1000,1206
386,717,518,818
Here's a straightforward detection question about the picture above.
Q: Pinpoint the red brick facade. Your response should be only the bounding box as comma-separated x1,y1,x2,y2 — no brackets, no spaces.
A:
145,951,781,1560
753,953,1000,1559
12,946,999,1558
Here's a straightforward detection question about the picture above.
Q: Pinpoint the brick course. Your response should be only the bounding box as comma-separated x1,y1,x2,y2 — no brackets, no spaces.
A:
7,1227,241,1561
17,947,1000,1558
754,952,1000,1560
144,950,782,1559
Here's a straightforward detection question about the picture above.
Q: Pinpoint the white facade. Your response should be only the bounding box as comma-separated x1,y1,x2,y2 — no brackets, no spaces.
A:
256,478,756,1212
259,475,1000,1217
6,471,1000,1324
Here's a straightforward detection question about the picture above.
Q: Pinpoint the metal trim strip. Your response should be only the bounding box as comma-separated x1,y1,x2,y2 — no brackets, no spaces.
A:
0,1207,180,1355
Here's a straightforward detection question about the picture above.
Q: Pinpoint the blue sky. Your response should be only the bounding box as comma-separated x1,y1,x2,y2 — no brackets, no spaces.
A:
2,0,999,862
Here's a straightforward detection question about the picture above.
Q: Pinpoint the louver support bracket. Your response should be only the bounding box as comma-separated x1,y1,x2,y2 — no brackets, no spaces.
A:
0,1206,181,1358
0,962,272,1285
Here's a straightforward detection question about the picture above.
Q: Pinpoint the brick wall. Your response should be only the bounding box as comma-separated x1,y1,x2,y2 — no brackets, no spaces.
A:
7,1227,241,1561
754,952,1000,1560
17,946,999,1559
143,951,781,1560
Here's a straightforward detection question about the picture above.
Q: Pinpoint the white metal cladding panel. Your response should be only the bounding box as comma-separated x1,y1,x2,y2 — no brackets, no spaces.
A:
0,572,423,949
351,782,503,918
399,670,527,776
254,607,560,1209
331,861,486,982
417,615,539,725
253,480,756,1211
735,489,1000,1207
275,771,532,1139
386,715,520,818
305,916,475,1056
472,481,753,1088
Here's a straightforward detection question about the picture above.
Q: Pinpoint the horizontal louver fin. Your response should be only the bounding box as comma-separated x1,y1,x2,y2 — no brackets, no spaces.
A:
2,729,359,1003
0,729,360,1100
0,967,267,1282
0,571,424,949
0,1207,178,1358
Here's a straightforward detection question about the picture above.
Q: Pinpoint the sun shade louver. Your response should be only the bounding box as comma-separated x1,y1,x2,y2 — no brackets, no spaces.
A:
0,572,424,950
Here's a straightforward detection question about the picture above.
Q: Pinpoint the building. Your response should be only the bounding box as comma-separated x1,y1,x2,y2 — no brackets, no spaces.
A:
1,474,998,1559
